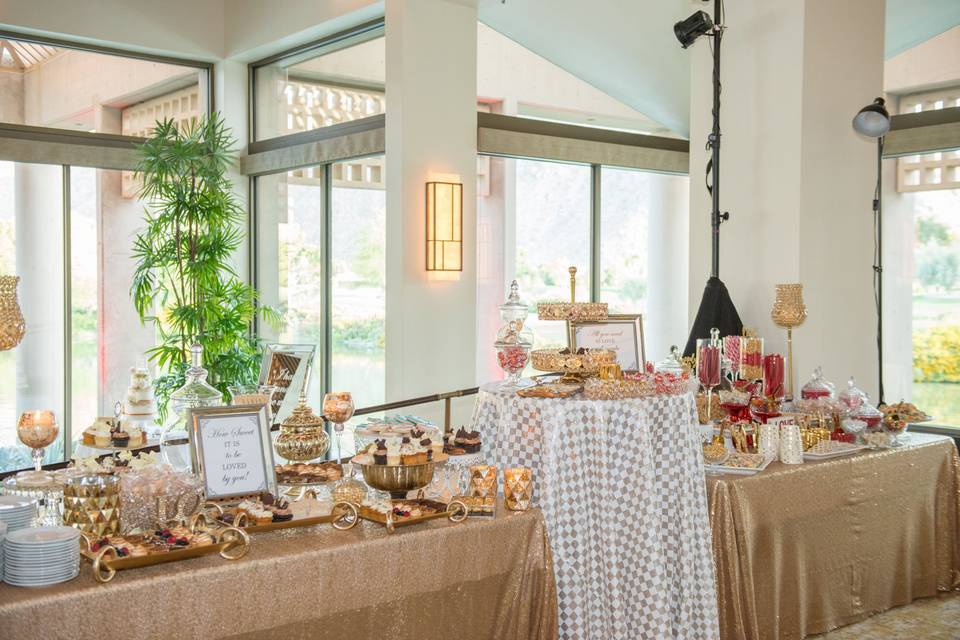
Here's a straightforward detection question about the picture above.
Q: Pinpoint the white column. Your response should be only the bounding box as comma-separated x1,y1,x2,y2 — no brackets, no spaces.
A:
688,0,885,398
14,163,65,416
385,0,478,400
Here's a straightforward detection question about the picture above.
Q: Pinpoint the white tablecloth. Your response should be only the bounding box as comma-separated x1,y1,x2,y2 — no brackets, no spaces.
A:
471,384,719,640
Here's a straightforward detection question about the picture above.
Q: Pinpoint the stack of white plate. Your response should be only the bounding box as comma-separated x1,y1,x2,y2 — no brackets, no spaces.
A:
0,496,38,532
0,521,6,578
3,526,80,587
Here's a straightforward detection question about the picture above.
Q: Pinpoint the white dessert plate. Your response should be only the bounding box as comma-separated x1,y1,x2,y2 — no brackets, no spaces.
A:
704,455,773,476
6,526,79,545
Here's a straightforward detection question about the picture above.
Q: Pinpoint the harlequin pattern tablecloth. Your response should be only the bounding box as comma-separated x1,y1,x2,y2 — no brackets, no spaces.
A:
471,384,719,640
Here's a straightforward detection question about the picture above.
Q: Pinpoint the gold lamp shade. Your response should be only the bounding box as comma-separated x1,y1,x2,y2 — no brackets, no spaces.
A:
771,283,807,400
0,275,25,351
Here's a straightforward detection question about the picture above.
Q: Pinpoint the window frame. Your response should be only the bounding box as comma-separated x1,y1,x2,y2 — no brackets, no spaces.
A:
0,31,214,467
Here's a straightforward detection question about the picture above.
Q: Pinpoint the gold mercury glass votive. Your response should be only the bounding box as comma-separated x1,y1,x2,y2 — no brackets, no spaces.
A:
503,467,533,511
62,474,121,537
469,465,498,512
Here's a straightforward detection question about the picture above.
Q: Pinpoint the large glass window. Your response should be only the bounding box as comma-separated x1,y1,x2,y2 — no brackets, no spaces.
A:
331,159,385,408
910,189,960,426
255,156,386,412
253,30,385,141
514,159,592,348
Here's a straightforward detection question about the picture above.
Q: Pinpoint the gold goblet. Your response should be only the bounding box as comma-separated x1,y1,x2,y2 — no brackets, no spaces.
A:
17,410,58,481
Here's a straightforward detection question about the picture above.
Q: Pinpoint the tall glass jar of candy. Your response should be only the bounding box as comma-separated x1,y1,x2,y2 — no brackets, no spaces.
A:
494,280,534,387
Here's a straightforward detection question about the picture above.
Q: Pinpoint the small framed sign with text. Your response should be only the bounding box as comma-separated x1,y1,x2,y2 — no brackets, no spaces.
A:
258,343,316,426
189,405,276,502
568,314,646,372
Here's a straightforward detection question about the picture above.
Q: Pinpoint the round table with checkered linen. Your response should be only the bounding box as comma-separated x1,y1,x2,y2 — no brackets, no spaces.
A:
470,383,719,640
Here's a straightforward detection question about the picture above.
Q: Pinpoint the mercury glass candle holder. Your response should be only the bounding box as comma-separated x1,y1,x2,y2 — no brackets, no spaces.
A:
503,467,533,511
771,283,808,400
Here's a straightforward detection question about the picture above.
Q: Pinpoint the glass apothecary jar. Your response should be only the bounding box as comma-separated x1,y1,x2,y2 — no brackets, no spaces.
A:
494,280,534,387
800,366,834,400
160,344,224,472
739,330,764,382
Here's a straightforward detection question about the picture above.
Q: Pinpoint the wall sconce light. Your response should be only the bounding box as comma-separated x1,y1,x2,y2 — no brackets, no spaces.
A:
426,181,462,271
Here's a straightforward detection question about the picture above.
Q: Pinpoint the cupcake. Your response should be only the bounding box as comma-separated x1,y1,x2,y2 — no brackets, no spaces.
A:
126,425,143,445
82,428,96,445
386,440,401,466
455,427,482,453
94,424,112,447
373,438,388,465
421,439,433,461
400,443,418,465
112,431,130,447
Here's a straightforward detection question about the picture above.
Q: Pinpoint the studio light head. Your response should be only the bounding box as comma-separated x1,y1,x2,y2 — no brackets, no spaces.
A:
852,97,891,138
674,10,714,48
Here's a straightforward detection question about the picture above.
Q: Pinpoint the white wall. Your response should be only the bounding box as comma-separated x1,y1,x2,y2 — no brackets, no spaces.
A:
689,0,886,400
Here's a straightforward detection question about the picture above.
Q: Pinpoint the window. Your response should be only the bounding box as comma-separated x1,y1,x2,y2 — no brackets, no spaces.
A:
891,88,960,427
514,159,592,348
0,35,211,473
330,159,386,408
0,37,207,134
254,156,386,412
252,25,385,142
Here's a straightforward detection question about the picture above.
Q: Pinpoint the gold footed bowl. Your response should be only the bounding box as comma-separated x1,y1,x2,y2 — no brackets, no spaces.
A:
356,461,435,499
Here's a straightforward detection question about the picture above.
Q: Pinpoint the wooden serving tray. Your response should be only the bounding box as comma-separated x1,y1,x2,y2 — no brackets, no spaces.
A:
79,526,249,583
357,498,468,534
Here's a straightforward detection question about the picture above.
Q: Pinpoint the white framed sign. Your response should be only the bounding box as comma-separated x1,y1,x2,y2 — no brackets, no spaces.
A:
259,343,316,426
189,405,276,502
568,314,646,372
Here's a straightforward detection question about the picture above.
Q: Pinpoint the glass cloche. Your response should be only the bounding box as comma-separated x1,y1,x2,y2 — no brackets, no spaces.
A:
800,366,835,400
160,344,224,471
494,280,534,387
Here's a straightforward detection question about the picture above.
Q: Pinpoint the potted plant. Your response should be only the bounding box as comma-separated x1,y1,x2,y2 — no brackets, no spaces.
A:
131,114,279,419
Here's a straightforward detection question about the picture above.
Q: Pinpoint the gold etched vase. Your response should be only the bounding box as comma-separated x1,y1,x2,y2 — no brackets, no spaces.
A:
0,275,25,351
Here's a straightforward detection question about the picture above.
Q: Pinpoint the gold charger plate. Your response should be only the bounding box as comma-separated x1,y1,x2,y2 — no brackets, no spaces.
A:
357,498,468,534
79,527,249,584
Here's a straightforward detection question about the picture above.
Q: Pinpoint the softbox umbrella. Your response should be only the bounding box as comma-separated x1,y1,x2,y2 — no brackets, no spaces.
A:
684,277,742,356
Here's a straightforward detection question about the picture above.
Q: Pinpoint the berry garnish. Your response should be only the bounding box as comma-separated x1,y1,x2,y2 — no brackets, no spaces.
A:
165,536,177,544
161,529,171,536
91,542,101,552
176,537,189,546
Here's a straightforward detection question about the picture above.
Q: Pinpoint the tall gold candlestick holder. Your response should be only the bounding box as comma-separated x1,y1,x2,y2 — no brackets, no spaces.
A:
771,283,807,401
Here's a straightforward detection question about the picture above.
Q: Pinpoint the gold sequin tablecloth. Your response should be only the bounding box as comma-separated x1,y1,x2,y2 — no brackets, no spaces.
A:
707,433,960,640
0,505,558,640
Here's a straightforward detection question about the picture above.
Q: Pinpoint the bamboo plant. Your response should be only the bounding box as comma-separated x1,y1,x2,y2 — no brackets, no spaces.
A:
131,114,279,418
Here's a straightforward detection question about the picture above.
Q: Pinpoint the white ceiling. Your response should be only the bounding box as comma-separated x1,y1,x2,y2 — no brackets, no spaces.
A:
477,0,698,138
478,0,960,140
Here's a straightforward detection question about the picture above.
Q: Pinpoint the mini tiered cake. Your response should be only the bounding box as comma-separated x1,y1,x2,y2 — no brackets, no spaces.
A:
124,365,156,417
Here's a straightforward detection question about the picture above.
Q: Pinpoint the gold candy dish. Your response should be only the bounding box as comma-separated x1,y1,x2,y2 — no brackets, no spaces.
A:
357,498,469,534
530,348,616,382
79,524,249,584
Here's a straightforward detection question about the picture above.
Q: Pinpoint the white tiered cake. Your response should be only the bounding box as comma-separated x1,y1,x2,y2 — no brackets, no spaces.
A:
124,365,156,417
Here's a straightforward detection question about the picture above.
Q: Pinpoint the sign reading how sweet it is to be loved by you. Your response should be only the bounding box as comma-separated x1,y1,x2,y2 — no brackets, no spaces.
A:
192,407,275,501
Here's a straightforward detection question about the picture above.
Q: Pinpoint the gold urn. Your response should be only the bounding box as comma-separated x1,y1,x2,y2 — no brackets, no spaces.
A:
0,275,26,351
274,397,330,462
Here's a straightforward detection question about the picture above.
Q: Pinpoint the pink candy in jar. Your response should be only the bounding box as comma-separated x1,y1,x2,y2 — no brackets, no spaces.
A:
497,345,528,374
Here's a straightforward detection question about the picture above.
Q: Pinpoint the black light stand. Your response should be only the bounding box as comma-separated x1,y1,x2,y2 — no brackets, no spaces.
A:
679,0,744,356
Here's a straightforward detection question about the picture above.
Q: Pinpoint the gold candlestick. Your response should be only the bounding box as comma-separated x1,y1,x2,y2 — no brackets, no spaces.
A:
771,284,807,400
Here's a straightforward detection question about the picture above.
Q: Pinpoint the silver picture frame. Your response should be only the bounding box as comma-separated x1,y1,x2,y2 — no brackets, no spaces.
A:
258,343,317,426
189,404,276,503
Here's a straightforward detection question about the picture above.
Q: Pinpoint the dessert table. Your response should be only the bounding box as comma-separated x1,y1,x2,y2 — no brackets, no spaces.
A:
0,504,557,640
471,384,719,640
707,432,960,640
